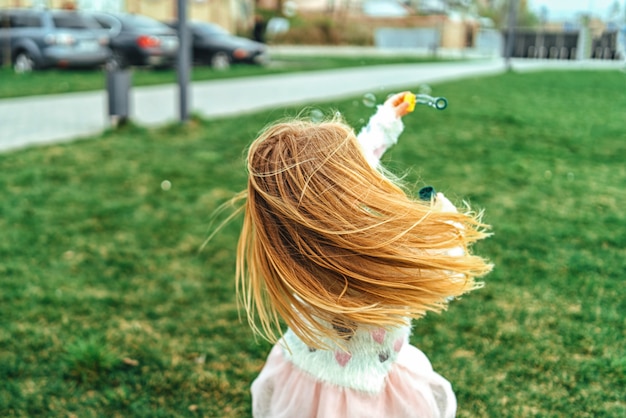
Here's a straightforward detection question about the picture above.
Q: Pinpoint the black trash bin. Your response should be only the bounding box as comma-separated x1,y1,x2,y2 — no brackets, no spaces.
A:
106,69,132,125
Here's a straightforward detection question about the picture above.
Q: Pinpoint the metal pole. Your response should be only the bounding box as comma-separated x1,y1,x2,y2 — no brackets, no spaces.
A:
177,0,190,122
2,14,10,68
505,0,518,70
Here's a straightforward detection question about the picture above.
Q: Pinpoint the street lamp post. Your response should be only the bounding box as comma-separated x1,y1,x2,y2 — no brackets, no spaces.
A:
177,0,190,123
505,0,519,70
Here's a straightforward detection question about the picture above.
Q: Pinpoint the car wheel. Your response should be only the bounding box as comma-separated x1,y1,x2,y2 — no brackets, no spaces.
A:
14,51,35,73
211,52,230,70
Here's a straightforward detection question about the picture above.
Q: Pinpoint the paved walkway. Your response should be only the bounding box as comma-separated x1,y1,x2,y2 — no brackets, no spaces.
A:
0,57,622,152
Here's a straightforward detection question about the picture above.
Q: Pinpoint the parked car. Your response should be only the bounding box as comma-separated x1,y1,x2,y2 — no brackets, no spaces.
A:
0,8,111,73
88,12,179,69
167,21,268,69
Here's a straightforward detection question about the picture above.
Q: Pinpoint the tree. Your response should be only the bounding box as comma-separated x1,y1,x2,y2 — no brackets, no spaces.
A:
607,0,622,22
476,0,539,28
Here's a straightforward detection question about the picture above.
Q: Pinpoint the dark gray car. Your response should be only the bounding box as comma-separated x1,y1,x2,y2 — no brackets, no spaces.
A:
89,12,179,69
0,8,110,73
167,21,268,70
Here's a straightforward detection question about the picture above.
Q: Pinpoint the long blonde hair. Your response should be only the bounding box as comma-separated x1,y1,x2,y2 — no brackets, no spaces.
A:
236,116,492,348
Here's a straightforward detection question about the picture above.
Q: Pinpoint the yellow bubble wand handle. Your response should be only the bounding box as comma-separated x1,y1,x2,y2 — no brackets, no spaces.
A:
404,92,448,112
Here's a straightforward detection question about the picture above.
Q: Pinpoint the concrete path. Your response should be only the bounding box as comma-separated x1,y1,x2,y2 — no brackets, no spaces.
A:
0,58,622,152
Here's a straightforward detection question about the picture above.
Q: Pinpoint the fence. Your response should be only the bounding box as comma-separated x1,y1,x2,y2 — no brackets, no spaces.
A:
503,29,623,60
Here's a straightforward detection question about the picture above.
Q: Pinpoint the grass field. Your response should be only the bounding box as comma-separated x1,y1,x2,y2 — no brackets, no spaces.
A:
1,69,625,417
0,54,450,99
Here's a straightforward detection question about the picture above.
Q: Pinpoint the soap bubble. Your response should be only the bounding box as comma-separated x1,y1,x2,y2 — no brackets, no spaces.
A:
418,84,432,95
362,93,377,108
283,1,297,17
161,180,172,191
310,108,324,123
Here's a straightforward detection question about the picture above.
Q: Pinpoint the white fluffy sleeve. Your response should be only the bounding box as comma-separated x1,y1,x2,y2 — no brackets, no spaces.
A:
356,104,404,167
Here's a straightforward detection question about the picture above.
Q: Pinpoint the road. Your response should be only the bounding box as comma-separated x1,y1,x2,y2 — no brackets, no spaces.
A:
0,57,622,152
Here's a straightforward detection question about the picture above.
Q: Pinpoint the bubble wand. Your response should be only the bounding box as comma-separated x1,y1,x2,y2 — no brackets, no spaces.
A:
403,92,448,112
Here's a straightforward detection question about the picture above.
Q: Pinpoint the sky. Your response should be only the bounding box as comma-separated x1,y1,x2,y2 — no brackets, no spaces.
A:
527,0,623,20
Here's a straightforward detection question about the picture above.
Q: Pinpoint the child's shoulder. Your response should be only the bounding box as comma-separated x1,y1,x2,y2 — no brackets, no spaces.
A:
280,322,411,393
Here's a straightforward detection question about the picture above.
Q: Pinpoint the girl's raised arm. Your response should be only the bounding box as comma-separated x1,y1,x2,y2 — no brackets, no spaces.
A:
356,92,411,167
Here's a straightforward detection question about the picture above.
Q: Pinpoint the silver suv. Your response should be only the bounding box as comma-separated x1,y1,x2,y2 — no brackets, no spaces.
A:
0,8,111,73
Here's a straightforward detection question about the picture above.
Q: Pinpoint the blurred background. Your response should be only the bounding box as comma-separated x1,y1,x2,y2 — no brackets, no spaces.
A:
1,0,625,68
1,1,625,417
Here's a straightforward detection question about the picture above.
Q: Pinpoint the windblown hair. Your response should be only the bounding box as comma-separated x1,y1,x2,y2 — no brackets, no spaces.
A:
236,116,492,349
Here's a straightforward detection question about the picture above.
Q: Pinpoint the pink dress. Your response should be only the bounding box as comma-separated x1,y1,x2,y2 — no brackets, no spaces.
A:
251,322,456,418
250,105,457,417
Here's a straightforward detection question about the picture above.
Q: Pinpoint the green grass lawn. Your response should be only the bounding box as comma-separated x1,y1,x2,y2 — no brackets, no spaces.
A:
0,54,450,99
1,69,625,417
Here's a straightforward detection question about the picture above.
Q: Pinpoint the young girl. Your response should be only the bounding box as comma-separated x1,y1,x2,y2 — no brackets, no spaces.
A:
235,92,492,417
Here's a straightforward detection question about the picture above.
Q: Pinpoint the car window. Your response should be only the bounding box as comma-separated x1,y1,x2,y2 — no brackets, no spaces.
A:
93,15,120,31
52,13,99,29
10,13,43,28
93,16,112,29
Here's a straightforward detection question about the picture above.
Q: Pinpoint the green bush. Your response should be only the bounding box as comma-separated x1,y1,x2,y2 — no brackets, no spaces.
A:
269,14,373,45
